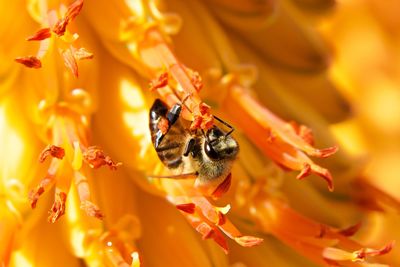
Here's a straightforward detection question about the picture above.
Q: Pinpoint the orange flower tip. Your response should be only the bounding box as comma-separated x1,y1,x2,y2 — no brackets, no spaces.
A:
211,173,232,199
149,72,169,91
157,117,170,134
338,222,362,237
234,236,264,247
65,0,84,23
314,145,339,158
52,18,68,36
176,203,196,214
297,164,334,192
26,28,52,41
355,241,395,260
81,200,104,219
296,163,311,180
39,145,65,162
15,56,42,68
190,71,203,92
322,171,334,192
52,0,84,36
190,103,214,131
48,192,67,223
83,146,122,170
28,187,45,209
323,241,395,264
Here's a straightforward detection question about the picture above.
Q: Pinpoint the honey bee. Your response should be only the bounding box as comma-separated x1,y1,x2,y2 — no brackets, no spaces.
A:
149,99,239,196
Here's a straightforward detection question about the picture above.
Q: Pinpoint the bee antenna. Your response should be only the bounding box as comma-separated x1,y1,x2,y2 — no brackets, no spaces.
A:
201,129,210,142
214,115,235,136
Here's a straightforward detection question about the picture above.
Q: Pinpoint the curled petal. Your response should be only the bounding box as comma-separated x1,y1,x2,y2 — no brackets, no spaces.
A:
83,146,122,170
39,145,65,163
356,241,395,259
26,28,52,41
234,236,264,247
337,222,362,237
15,56,42,68
323,241,395,263
73,47,94,60
61,48,79,77
48,191,67,223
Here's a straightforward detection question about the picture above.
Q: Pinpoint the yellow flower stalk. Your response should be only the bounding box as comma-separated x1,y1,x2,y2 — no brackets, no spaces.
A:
1,0,399,266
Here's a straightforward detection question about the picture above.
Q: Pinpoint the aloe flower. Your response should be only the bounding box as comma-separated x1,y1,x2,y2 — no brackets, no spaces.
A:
1,0,398,266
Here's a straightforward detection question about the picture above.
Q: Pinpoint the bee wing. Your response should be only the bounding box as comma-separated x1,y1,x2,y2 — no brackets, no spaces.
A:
149,99,188,169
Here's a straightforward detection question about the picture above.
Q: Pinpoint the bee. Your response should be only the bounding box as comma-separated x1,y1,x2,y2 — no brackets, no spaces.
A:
149,99,239,197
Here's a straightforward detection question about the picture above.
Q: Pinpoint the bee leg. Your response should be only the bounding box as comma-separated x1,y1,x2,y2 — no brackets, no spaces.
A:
147,172,198,179
214,115,235,136
183,138,196,157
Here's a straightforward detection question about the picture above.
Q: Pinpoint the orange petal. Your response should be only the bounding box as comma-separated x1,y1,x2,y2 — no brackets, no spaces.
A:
15,56,42,68
26,28,52,41
352,179,400,212
224,85,338,158
211,173,232,199
176,203,196,214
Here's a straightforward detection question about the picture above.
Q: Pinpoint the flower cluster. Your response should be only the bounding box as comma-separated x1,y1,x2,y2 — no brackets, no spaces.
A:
1,0,398,266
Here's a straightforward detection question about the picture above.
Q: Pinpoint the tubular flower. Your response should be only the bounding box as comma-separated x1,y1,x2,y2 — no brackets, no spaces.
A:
29,104,121,222
15,0,92,77
1,0,400,266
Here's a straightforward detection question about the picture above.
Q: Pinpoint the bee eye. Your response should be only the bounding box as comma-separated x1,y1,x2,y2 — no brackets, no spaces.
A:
204,142,221,160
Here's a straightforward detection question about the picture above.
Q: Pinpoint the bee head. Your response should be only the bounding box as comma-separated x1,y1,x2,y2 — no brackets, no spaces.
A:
204,127,239,160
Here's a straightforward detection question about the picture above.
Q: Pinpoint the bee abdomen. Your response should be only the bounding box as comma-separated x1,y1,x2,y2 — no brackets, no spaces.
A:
149,99,185,169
